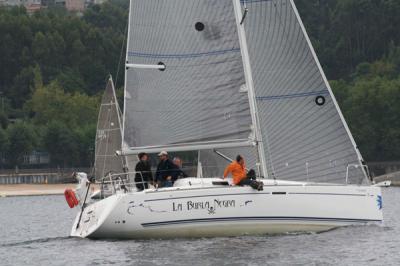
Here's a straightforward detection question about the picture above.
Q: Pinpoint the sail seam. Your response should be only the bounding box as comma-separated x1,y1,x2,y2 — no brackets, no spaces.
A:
128,48,240,59
241,0,273,3
256,89,329,101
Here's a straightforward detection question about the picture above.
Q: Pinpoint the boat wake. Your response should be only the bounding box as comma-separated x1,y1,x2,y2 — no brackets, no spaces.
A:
0,236,72,248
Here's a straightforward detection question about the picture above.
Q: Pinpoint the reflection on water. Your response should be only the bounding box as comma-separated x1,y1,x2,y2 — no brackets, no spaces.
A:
1,189,399,266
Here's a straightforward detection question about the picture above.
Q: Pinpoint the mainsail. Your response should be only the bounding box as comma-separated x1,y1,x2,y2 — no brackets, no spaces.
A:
242,0,367,184
94,76,125,179
123,0,255,153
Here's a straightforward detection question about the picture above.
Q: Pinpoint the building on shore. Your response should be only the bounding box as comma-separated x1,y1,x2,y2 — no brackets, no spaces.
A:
23,151,50,165
0,0,44,13
25,2,42,13
65,0,83,12
40,0,85,12
0,0,99,12
0,0,40,6
85,0,105,5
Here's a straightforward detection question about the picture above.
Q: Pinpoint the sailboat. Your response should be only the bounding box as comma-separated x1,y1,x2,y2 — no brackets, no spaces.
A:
69,0,383,239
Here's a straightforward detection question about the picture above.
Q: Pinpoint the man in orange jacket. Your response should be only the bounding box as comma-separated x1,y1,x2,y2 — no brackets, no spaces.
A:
223,155,263,191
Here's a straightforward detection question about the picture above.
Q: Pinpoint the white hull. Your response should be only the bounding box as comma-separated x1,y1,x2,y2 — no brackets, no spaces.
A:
71,179,383,239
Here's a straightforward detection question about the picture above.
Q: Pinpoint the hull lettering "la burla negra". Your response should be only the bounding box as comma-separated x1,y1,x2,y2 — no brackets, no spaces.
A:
173,199,235,212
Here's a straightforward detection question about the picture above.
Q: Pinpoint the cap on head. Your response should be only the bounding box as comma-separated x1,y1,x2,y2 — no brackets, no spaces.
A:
158,150,168,156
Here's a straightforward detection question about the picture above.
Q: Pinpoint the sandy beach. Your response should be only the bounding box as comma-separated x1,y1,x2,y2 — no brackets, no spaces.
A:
0,184,77,197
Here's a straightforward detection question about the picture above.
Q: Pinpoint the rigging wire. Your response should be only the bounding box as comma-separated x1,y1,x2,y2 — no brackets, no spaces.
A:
240,0,248,25
114,19,129,90
113,17,129,173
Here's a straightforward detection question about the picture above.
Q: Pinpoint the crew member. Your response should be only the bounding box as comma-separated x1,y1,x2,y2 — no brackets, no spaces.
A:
155,151,178,187
172,157,188,181
134,152,153,191
223,155,263,191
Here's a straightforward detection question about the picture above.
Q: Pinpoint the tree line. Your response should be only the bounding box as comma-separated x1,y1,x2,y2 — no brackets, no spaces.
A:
0,0,399,168
0,0,128,168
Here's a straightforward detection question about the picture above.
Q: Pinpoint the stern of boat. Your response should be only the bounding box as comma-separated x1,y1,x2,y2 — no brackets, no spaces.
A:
70,193,121,238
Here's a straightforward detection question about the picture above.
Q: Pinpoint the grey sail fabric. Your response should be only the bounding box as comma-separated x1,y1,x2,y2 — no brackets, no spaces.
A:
94,77,125,180
242,0,366,184
123,0,253,151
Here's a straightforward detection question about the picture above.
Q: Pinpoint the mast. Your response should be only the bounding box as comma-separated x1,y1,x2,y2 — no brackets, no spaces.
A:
232,0,269,178
122,0,133,153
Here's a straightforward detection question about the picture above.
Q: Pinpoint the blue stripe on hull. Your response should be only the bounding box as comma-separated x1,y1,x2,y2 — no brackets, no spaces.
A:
144,192,366,203
141,217,382,228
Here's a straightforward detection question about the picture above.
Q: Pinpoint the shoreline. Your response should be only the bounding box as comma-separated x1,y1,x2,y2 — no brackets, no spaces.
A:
0,184,77,197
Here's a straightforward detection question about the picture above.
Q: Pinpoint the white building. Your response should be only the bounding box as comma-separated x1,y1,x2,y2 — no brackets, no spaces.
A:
1,0,40,6
65,0,83,11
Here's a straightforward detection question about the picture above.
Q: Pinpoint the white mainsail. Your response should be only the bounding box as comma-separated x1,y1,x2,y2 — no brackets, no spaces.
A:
94,76,125,180
123,0,256,154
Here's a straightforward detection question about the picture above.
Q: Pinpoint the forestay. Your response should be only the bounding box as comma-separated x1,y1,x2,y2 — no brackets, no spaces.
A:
94,77,125,180
123,0,254,153
242,0,367,184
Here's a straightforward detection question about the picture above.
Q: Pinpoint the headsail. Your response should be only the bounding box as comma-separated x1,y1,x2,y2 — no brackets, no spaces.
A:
123,0,255,154
241,0,367,184
94,76,125,179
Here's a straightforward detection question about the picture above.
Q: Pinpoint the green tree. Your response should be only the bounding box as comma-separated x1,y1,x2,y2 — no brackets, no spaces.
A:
43,121,79,167
56,68,86,93
75,123,96,167
0,111,7,129
32,31,48,65
6,122,37,166
338,76,400,161
0,127,9,167
9,66,35,108
29,81,99,128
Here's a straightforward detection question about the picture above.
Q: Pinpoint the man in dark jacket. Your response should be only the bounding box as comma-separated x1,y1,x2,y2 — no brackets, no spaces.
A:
135,152,153,191
172,157,188,181
155,151,178,187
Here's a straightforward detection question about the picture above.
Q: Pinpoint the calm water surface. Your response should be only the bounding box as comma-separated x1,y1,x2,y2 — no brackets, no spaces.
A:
0,188,399,266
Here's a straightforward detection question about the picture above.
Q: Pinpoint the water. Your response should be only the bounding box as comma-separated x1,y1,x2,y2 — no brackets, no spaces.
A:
1,188,399,266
